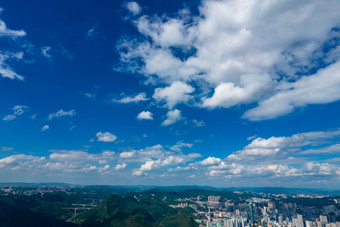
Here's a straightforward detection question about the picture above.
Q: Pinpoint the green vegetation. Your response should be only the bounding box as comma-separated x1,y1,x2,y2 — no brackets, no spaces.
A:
72,194,198,227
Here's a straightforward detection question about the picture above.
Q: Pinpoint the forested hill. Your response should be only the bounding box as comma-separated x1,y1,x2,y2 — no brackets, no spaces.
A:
71,194,198,227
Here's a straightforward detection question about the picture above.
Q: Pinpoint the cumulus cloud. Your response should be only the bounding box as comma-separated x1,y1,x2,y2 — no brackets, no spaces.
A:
112,92,149,103
119,142,200,176
0,154,43,168
244,61,340,120
202,74,274,108
133,159,161,176
1,130,340,185
96,132,117,142
48,109,76,120
42,150,114,173
126,1,142,16
304,162,334,176
49,149,115,164
119,151,136,159
115,163,127,170
137,111,153,120
200,156,221,166
153,81,194,109
118,0,340,120
228,128,340,160
41,125,49,131
133,154,197,176
161,109,182,126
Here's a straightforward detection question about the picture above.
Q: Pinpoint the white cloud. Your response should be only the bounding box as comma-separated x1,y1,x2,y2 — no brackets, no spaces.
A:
304,162,334,176
161,109,182,126
87,25,98,37
1,129,340,185
132,170,143,176
120,142,200,176
0,13,26,38
118,0,340,120
247,135,257,141
84,92,96,99
1,147,13,152
252,165,301,177
133,159,161,176
202,74,274,108
299,144,340,155
243,61,340,120
96,132,117,142
228,129,340,160
126,1,142,16
41,46,52,60
200,156,221,166
0,154,43,168
170,141,193,152
3,114,16,121
161,156,186,166
141,159,161,171
153,81,194,109
119,151,136,159
49,150,115,164
0,52,25,81
113,92,149,103
115,163,127,170
0,11,26,81
192,119,205,127
13,105,27,115
3,105,28,121
42,125,49,131
137,111,153,120
48,109,76,120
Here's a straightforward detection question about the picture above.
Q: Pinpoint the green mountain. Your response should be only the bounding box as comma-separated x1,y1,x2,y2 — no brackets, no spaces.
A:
72,194,198,227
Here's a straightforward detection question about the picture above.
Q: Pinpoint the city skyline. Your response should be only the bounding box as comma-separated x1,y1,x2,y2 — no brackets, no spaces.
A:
1,0,340,187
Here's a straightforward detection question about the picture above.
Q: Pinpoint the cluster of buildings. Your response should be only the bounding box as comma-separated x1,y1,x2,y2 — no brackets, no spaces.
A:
171,193,340,227
0,185,70,195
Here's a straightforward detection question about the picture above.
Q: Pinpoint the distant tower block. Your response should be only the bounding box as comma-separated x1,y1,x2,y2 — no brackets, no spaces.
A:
249,202,254,225
208,196,221,203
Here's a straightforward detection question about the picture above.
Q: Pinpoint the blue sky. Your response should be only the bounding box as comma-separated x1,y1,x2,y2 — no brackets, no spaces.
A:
1,0,340,187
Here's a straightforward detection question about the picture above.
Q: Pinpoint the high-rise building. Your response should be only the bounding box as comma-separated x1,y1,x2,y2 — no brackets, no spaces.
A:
293,218,304,227
279,216,283,225
208,196,221,203
320,215,328,224
306,220,313,227
249,202,254,225
268,202,276,212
